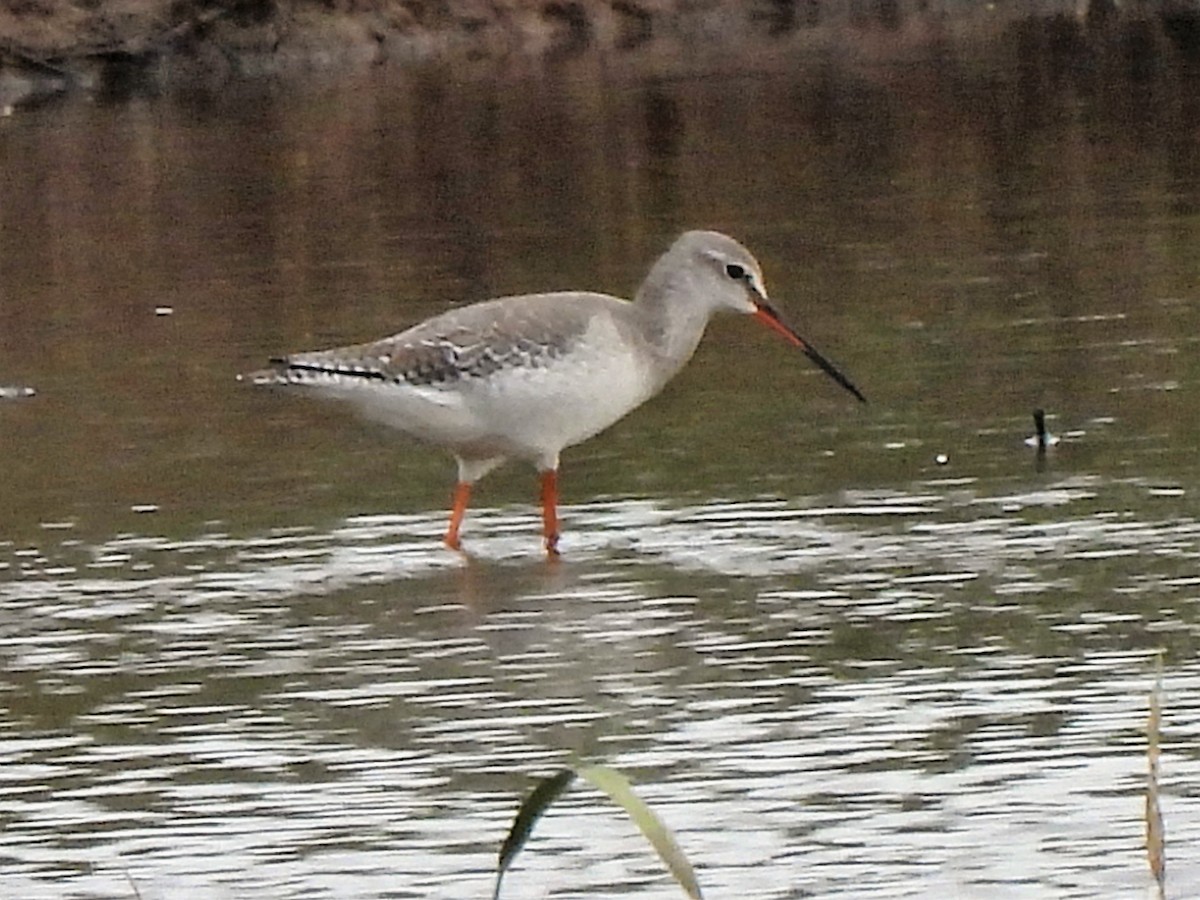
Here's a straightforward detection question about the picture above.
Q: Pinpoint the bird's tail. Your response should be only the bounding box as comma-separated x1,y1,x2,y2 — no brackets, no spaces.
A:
237,358,292,386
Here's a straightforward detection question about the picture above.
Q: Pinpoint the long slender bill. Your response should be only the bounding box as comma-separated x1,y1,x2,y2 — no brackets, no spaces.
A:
753,302,867,403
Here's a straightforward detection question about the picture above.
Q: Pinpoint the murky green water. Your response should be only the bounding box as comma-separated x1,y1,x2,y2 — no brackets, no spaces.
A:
2,40,1199,898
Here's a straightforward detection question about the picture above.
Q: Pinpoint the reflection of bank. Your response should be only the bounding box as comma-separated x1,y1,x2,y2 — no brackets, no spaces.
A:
4,0,1200,112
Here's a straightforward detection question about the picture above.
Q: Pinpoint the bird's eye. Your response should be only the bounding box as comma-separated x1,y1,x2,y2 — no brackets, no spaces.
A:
725,263,746,280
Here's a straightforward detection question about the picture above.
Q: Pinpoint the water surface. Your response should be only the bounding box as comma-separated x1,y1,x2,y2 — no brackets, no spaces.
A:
2,44,1199,898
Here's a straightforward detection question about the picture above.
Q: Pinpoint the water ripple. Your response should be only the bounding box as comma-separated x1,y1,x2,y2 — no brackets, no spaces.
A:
2,478,1198,897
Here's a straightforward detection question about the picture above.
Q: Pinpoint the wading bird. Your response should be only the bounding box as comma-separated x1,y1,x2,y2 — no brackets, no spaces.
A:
248,230,865,554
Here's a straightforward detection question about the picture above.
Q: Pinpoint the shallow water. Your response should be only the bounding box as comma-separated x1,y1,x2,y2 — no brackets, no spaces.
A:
2,42,1200,898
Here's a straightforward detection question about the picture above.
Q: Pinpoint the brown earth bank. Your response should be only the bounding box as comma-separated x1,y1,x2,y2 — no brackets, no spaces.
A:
2,0,1200,106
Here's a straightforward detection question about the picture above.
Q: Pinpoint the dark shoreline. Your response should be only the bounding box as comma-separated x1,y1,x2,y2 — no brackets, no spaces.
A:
2,0,1200,110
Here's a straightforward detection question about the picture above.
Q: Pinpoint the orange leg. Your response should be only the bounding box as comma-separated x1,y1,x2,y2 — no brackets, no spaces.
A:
540,469,560,556
445,481,471,550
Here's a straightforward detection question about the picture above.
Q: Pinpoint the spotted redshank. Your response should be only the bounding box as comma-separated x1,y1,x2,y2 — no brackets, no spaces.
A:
247,230,865,554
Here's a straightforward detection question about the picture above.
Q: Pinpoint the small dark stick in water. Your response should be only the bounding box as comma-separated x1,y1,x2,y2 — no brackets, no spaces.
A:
1025,408,1060,451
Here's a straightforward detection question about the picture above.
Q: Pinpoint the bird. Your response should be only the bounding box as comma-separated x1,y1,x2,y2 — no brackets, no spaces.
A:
247,230,866,555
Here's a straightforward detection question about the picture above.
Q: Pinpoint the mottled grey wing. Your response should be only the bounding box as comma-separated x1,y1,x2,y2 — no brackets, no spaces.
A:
260,293,598,388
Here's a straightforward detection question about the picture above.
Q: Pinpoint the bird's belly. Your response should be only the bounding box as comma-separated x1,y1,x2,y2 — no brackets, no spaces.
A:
301,350,653,464
460,350,656,460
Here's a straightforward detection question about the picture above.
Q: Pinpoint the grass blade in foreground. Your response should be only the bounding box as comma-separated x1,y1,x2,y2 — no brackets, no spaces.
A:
576,764,703,899
493,768,576,900
1145,652,1165,898
493,765,703,900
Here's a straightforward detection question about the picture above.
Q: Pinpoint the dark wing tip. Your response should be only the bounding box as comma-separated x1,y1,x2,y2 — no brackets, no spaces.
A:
238,356,292,385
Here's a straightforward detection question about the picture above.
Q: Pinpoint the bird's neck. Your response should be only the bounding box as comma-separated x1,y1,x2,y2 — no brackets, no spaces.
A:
633,267,713,376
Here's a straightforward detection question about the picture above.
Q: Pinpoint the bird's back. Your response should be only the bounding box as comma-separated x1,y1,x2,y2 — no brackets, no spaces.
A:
252,291,620,384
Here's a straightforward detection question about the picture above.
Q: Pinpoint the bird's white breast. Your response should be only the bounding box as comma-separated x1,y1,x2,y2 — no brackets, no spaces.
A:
455,313,658,461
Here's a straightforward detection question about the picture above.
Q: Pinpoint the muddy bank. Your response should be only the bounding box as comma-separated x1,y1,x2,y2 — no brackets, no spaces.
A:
2,0,1200,107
